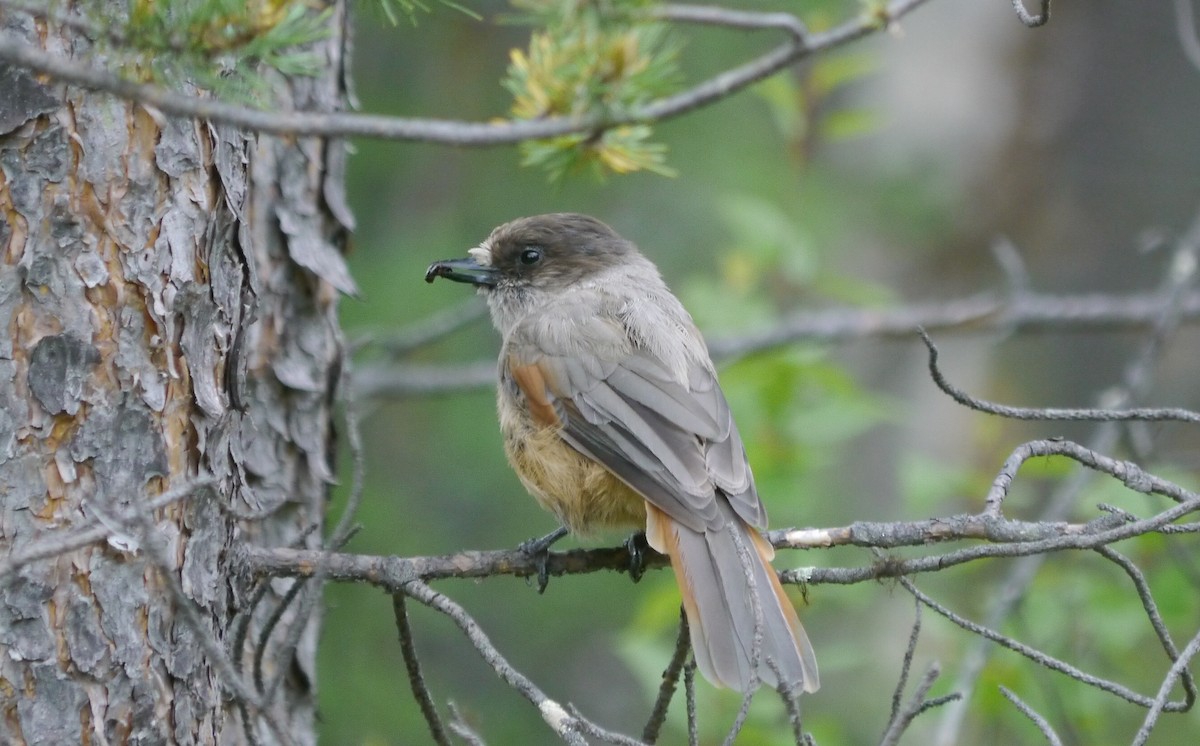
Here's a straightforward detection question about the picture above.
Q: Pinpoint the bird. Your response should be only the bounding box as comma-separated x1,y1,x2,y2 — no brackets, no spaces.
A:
425,213,818,695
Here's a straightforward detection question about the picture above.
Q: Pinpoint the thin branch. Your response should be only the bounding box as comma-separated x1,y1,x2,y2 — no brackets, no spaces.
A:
783,496,1200,587
999,687,1063,745
394,593,453,746
231,523,320,677
708,287,1200,359
934,233,1198,744
636,0,934,123
1130,627,1200,745
900,578,1191,712
981,438,1196,516
231,581,274,679
1011,0,1052,28
238,488,1184,589
253,576,309,695
878,664,950,746
566,704,649,746
684,660,699,746
723,674,756,745
355,300,488,358
401,578,602,745
642,610,692,744
0,28,583,144
919,329,1200,426
877,591,962,745
883,596,925,736
238,491,1200,590
355,360,495,398
652,4,807,40
0,0,934,143
765,656,807,745
1093,547,1198,707
447,701,488,746
358,287,1200,398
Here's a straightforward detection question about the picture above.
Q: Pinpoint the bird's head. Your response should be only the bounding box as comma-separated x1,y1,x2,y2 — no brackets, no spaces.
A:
425,213,637,291
426,213,641,331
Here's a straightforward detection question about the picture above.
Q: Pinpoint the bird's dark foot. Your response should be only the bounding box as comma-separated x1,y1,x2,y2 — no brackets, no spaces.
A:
625,531,650,583
519,526,568,594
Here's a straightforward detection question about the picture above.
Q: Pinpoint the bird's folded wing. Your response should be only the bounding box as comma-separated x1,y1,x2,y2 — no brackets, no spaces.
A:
505,314,767,533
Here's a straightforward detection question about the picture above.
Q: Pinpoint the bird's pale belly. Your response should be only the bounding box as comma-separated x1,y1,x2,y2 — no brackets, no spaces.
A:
503,422,647,535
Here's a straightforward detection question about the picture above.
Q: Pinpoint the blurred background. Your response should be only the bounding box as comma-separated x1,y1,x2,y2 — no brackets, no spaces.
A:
320,0,1200,742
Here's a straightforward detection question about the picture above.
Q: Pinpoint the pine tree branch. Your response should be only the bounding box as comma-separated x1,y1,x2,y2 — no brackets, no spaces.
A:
0,0,934,142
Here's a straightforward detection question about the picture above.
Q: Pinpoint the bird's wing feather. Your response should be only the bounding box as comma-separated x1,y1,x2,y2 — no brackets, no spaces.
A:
505,309,767,532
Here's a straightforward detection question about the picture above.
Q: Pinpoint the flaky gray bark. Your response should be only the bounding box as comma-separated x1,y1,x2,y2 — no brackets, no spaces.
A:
0,7,352,744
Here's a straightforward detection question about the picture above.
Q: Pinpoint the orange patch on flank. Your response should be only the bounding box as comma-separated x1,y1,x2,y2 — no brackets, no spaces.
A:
509,360,560,428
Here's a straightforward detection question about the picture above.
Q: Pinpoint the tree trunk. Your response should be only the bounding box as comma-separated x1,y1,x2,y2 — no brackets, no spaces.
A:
0,7,352,744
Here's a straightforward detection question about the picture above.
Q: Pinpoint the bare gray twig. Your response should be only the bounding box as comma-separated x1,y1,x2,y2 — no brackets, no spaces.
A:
356,300,488,357
1011,0,1052,27
901,578,1190,712
239,485,1200,590
999,687,1063,745
231,521,322,736
884,596,925,736
566,704,648,746
642,610,692,744
393,593,452,746
919,330,1200,427
1131,627,1200,745
982,438,1195,516
766,656,807,745
360,287,1200,398
879,663,951,746
934,234,1198,744
253,576,309,696
782,494,1200,588
1093,547,1198,706
403,577,614,745
447,700,488,746
684,660,699,746
653,4,807,41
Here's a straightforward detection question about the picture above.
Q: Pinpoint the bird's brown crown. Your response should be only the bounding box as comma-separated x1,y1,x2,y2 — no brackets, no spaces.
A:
481,213,636,288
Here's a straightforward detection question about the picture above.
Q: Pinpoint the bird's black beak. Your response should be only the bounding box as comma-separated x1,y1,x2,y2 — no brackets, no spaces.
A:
424,257,498,287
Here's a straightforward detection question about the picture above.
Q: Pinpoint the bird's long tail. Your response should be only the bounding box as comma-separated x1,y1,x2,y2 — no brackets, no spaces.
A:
646,503,819,694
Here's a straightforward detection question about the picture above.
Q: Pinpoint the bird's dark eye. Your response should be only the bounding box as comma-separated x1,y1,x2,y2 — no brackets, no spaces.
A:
519,247,543,266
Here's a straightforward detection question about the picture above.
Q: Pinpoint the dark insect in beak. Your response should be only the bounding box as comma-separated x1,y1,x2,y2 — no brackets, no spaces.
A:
425,257,499,287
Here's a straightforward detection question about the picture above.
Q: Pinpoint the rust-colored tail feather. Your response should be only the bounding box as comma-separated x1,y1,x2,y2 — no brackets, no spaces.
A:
646,504,819,694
